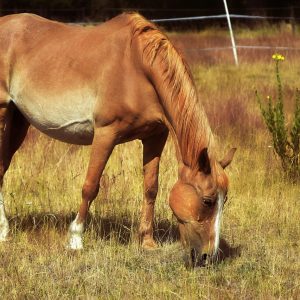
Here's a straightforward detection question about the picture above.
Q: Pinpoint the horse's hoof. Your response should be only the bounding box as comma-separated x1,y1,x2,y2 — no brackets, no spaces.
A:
0,220,9,241
0,229,9,242
141,239,159,251
67,236,83,250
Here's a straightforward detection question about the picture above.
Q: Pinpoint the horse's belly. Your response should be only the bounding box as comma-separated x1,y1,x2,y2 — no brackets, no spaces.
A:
12,95,95,145
37,118,94,145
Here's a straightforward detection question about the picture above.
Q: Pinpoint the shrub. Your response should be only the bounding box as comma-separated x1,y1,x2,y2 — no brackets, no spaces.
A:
256,54,300,181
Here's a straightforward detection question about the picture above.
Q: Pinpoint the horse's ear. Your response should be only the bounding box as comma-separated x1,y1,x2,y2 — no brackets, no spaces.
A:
198,148,211,174
220,148,237,169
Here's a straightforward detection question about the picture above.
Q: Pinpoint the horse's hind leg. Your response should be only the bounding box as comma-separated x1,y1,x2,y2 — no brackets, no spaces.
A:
6,106,30,168
0,103,29,241
139,129,168,249
0,103,12,241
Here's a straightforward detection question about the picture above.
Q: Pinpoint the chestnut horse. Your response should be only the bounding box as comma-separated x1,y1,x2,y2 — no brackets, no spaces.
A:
0,12,235,265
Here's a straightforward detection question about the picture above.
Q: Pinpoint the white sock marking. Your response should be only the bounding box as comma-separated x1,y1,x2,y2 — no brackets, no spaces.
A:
214,193,224,255
0,193,9,241
68,214,84,250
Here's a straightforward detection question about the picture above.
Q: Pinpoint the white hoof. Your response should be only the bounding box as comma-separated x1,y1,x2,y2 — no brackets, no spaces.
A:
0,193,9,242
0,235,8,242
68,235,83,250
68,215,84,250
0,221,9,242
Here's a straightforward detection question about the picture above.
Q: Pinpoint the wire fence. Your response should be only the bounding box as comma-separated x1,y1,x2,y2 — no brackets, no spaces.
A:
162,14,300,65
184,45,300,52
68,14,300,57
151,14,300,22
148,14,300,59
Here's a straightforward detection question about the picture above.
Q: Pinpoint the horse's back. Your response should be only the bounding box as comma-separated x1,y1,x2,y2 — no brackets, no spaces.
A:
0,13,143,105
0,13,69,53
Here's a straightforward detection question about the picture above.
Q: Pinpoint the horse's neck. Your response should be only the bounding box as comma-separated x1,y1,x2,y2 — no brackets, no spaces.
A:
130,19,214,169
151,70,214,170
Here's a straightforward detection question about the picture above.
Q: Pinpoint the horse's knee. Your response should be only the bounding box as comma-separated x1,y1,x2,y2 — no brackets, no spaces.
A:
144,169,159,200
82,181,100,201
145,185,158,202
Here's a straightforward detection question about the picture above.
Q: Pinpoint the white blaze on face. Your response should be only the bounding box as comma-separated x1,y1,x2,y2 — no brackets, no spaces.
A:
214,192,224,255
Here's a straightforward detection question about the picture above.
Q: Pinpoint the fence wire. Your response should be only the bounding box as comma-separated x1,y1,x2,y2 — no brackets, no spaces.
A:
151,14,300,22
152,14,300,55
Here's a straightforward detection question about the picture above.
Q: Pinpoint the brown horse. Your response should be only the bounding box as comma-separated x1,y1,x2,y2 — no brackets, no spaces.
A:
0,12,235,265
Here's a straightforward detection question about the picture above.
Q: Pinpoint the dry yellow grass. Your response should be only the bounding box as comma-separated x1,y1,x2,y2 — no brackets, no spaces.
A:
0,26,299,299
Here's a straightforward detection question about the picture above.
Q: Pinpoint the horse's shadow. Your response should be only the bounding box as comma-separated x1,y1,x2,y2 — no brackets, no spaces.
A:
8,212,179,244
8,212,241,262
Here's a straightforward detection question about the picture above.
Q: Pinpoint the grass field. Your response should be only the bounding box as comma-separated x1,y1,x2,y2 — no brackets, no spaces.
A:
0,24,300,299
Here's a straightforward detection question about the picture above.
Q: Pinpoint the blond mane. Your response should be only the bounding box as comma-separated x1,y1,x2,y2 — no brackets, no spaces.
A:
128,13,215,170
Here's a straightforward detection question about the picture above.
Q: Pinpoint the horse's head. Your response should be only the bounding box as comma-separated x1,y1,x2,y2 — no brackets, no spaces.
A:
169,148,236,267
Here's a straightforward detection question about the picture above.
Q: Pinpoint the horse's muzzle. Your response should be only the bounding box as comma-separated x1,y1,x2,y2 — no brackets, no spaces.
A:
184,248,213,269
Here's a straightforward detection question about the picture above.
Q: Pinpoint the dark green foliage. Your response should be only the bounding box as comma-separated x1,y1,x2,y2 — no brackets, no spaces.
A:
256,57,300,181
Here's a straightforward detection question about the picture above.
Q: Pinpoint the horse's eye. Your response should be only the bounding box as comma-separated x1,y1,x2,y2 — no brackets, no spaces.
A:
203,197,214,208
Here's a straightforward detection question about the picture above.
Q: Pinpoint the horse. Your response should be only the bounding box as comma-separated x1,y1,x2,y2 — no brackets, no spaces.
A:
0,12,235,266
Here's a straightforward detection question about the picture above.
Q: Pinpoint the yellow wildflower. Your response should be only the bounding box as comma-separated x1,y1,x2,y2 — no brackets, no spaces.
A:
272,53,285,61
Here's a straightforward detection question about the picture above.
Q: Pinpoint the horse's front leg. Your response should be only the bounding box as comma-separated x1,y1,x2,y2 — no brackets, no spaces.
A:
139,129,168,250
68,125,116,250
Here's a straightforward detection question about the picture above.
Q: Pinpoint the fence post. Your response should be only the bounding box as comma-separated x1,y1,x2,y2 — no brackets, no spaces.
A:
223,0,239,65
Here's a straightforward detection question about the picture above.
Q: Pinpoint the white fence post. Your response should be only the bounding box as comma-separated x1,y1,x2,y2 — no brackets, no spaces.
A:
223,0,239,65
